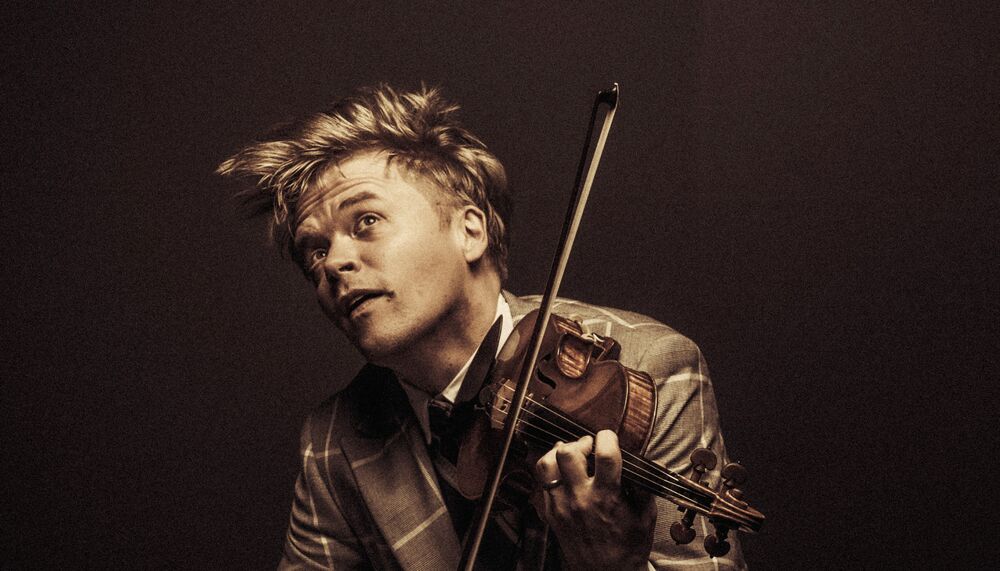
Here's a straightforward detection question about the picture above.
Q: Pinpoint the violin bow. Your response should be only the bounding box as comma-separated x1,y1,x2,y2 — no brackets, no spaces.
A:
459,83,620,570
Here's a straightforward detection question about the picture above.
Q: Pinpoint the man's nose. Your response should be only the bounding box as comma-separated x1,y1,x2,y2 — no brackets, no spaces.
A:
322,238,359,281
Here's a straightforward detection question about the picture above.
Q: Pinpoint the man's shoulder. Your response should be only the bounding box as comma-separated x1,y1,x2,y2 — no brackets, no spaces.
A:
505,292,700,368
507,292,684,339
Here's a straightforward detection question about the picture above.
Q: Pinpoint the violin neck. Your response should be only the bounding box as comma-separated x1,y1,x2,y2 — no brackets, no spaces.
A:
518,402,715,511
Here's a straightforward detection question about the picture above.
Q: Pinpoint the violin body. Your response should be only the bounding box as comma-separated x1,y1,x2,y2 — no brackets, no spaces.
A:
455,309,657,500
455,308,764,554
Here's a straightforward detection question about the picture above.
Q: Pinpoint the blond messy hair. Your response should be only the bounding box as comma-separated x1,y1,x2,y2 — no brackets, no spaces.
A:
217,84,511,280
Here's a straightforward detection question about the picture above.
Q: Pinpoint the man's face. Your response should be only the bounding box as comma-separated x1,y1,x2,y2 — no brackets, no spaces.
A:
293,151,471,362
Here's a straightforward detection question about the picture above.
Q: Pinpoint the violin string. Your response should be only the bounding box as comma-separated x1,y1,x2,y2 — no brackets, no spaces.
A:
518,409,754,531
491,391,689,492
490,393,710,506
507,420,703,505
509,425,685,500
491,390,685,486
499,407,707,506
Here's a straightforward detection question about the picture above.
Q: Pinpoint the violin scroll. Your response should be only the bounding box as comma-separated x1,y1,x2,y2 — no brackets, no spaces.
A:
669,448,716,545
670,448,763,558
703,461,751,557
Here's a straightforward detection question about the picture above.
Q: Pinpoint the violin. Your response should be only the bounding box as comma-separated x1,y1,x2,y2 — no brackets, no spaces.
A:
457,85,765,568
458,310,765,555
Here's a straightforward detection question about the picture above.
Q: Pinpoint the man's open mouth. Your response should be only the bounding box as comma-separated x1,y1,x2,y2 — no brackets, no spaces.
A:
345,291,385,315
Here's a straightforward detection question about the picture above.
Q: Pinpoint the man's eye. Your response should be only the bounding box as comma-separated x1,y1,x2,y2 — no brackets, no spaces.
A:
309,249,327,265
356,214,380,232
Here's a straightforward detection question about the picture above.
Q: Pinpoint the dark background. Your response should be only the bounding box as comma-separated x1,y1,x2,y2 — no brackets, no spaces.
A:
3,2,997,569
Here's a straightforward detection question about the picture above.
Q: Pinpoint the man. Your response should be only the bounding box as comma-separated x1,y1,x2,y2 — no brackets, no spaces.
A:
219,85,747,570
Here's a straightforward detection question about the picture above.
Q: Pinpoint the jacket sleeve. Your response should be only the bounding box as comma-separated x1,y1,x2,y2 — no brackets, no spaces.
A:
636,330,749,571
277,410,370,570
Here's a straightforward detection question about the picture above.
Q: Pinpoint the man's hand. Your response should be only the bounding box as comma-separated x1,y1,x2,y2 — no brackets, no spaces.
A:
533,430,657,571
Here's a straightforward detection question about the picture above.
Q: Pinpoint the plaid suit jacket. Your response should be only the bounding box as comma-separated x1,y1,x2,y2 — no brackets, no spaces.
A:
277,293,748,570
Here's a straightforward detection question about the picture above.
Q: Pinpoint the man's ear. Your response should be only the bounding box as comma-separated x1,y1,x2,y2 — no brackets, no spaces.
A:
457,205,489,264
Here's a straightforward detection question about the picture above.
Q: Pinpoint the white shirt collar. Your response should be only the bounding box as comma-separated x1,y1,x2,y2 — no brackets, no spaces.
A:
400,293,514,443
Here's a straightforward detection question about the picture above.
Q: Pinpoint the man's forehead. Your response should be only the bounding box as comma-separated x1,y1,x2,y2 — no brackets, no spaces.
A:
320,150,397,182
293,152,443,235
295,153,395,218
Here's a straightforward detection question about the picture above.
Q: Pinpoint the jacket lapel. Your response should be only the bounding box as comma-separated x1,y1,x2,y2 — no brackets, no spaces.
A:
339,294,538,570
341,397,462,570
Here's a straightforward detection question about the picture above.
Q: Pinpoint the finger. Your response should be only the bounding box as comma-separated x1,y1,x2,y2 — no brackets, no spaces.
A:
534,442,562,483
534,444,563,523
592,429,622,490
555,435,593,485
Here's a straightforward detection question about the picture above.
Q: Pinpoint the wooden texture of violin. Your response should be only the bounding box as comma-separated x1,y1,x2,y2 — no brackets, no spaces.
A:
455,308,766,544
455,309,656,499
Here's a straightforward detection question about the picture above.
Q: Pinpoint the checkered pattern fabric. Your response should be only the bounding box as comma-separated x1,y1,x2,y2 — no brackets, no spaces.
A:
277,293,748,570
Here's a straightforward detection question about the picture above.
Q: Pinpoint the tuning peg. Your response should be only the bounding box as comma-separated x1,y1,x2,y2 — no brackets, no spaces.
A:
702,462,750,556
704,524,731,557
689,448,718,482
721,462,747,487
683,447,718,486
670,448,719,545
669,511,697,545
719,462,749,507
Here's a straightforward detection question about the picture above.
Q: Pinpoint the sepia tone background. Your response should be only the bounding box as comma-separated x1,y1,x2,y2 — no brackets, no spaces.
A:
3,2,997,568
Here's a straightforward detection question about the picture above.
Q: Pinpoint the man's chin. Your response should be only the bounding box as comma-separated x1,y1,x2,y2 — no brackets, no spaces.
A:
350,333,405,366
344,321,430,369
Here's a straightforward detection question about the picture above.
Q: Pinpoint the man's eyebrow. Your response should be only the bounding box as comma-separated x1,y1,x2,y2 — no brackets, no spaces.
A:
338,190,382,211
